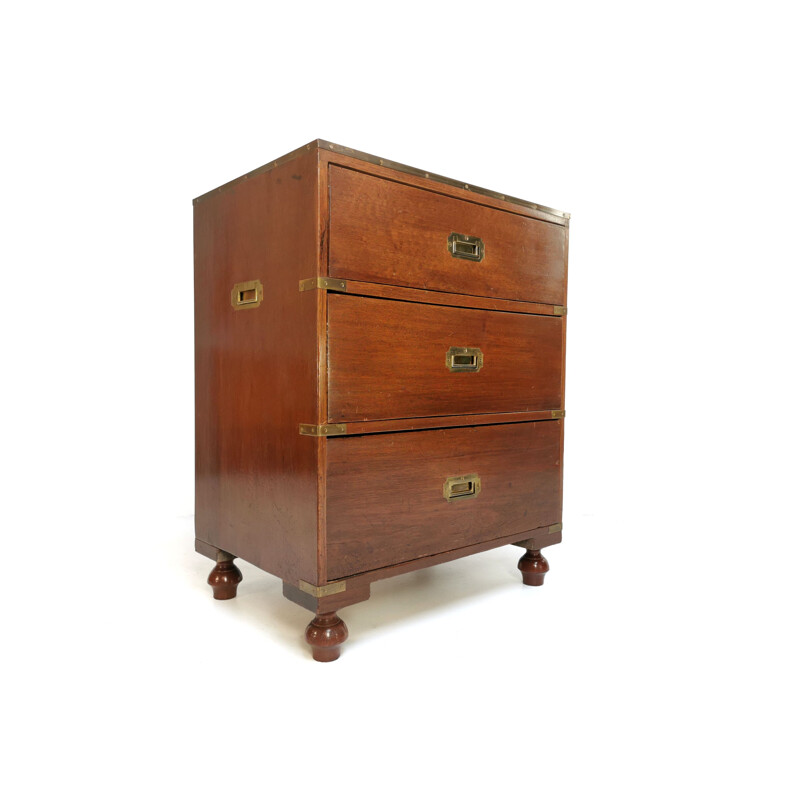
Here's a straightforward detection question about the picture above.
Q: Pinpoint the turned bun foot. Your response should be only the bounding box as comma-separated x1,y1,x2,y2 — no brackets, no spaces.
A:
208,558,243,600
305,613,348,662
518,549,549,586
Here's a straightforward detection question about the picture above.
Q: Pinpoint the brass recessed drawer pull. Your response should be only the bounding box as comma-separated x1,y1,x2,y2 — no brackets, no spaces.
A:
443,474,481,502
231,279,263,310
446,346,483,372
448,232,484,261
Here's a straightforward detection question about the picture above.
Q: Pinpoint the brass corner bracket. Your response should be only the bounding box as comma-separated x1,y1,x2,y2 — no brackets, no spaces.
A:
550,410,566,419
298,579,347,598
299,423,348,437
299,277,348,292
548,523,563,534
553,306,567,316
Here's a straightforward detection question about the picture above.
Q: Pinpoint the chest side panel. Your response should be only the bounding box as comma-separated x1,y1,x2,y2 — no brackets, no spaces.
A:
194,150,322,584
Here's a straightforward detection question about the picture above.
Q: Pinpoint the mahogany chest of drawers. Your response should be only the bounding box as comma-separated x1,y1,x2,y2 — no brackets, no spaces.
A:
193,140,569,661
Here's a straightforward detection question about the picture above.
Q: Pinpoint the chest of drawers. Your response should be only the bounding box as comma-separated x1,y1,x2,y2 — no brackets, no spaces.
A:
193,140,569,661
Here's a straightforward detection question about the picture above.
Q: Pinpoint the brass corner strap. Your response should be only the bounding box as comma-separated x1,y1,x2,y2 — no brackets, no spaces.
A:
299,277,348,292
299,423,348,437
298,579,347,598
551,410,566,419
553,306,567,316
548,523,563,534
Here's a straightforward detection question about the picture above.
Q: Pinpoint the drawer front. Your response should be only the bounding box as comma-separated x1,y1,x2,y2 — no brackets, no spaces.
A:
326,421,563,579
328,166,566,305
328,294,563,422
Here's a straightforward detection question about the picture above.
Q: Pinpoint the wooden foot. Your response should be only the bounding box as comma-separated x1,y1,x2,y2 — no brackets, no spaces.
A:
305,613,348,662
518,549,549,586
207,554,243,600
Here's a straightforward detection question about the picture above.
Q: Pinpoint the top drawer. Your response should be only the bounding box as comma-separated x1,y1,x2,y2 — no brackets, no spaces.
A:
328,166,567,305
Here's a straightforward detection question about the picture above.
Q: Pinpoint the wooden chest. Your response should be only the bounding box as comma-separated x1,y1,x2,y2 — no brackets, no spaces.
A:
193,140,569,660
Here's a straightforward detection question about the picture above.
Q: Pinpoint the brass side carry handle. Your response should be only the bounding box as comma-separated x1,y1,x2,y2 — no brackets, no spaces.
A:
446,346,483,373
231,279,263,310
448,232,484,261
443,474,481,502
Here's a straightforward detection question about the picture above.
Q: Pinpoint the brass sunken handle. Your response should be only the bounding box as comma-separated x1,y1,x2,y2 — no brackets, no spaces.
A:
448,232,484,261
443,474,481,502
231,279,263,310
446,346,484,372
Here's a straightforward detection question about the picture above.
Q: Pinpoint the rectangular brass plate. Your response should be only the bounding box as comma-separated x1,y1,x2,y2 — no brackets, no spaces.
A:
298,579,347,598
548,523,563,534
299,423,348,436
443,473,482,502
448,232,484,261
299,277,348,292
446,346,484,372
231,279,263,310
553,306,567,316
550,409,566,419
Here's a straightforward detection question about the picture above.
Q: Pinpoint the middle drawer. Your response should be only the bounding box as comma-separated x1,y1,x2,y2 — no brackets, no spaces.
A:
327,294,563,423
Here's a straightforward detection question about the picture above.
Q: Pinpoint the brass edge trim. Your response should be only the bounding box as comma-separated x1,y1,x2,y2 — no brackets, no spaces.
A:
299,277,348,292
193,139,571,222
298,579,347,598
299,423,348,437
548,523,563,534
321,140,570,221
553,306,567,316
550,410,566,419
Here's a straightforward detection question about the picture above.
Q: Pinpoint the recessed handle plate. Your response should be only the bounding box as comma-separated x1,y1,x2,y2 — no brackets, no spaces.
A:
446,346,484,372
231,279,263,310
443,474,481,502
448,232,484,261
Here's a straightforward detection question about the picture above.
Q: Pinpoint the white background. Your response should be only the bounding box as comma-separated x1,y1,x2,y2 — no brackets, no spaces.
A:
2,2,799,798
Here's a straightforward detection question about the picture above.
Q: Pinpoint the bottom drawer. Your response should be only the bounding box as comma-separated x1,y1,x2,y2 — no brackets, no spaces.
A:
325,420,563,579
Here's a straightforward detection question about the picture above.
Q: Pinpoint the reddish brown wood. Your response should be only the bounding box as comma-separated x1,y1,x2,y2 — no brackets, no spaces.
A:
194,147,324,586
305,613,348,662
518,549,549,586
342,410,562,436
320,146,568,225
208,558,243,600
514,528,563,551
328,165,566,305
326,421,563,579
328,294,563,423
194,140,569,658
338,280,561,317
282,580,371,615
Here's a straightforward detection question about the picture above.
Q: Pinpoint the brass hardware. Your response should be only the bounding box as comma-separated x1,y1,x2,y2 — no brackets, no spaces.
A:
299,277,348,292
548,523,563,534
194,140,570,223
299,423,348,437
231,279,263,310
448,232,484,262
550,410,566,419
443,474,482,502
553,306,567,316
298,579,347,598
446,346,484,373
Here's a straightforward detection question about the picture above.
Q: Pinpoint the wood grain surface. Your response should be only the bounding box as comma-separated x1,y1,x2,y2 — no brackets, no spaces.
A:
326,421,563,579
328,294,563,422
328,165,566,305
194,147,323,584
